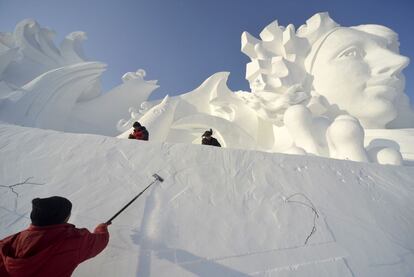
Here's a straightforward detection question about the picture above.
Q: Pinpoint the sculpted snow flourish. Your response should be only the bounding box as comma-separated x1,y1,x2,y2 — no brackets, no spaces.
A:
0,13,413,165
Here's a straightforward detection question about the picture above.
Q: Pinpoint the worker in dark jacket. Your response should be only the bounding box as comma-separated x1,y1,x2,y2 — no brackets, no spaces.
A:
128,121,149,141
0,196,110,277
201,129,221,147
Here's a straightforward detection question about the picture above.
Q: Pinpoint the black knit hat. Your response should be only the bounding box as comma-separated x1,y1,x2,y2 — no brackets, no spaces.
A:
30,196,72,226
202,129,213,137
133,121,141,129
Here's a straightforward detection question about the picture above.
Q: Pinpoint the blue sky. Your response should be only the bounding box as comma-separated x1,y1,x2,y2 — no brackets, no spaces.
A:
1,0,413,102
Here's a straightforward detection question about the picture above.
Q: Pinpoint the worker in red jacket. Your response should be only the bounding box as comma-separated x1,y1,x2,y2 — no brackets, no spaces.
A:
128,121,149,141
0,196,110,277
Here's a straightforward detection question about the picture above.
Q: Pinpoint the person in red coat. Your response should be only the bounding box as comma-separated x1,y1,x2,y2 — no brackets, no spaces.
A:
0,196,110,277
128,121,149,141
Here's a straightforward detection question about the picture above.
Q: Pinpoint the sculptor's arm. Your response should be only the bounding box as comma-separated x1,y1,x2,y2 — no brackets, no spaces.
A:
77,223,110,262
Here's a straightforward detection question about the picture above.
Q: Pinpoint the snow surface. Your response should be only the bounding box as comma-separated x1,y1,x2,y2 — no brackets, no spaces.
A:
1,123,414,276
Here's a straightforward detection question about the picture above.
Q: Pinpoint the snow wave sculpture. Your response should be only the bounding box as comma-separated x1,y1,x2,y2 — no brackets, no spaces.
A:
129,12,413,165
0,19,159,135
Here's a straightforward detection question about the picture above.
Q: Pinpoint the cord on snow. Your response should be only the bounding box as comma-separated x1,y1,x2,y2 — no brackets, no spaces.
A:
284,193,319,245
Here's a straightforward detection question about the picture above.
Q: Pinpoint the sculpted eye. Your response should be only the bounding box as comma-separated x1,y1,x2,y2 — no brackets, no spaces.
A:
338,47,363,59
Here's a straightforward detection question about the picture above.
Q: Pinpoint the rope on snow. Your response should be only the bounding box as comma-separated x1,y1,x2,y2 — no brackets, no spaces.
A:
284,192,319,245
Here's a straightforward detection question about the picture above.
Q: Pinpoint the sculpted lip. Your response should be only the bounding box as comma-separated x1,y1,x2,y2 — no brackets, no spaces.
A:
364,76,404,101
364,85,399,101
366,77,404,91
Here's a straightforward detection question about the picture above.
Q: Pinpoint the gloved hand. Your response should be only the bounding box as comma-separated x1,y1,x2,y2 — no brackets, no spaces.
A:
94,223,110,233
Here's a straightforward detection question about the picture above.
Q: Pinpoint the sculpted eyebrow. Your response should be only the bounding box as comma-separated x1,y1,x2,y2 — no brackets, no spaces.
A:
330,40,363,59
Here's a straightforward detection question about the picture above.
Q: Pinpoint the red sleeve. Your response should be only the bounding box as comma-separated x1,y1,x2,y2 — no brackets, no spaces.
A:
0,259,8,277
0,236,13,277
135,131,144,139
77,224,109,262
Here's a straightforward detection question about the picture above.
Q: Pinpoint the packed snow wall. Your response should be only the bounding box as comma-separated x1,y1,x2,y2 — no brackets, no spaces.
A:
1,124,413,276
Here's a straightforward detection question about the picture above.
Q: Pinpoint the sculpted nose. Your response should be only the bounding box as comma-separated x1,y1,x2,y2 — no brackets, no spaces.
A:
372,50,409,76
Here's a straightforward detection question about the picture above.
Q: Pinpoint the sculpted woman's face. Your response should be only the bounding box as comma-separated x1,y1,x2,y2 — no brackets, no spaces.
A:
310,28,409,128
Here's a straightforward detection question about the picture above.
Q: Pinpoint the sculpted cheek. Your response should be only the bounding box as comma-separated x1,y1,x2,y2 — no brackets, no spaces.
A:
318,61,369,92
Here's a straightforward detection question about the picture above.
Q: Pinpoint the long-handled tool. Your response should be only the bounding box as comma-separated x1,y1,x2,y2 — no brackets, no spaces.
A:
106,173,164,224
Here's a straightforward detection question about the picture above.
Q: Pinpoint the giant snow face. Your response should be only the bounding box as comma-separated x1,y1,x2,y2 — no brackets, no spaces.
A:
241,12,413,130
309,27,409,129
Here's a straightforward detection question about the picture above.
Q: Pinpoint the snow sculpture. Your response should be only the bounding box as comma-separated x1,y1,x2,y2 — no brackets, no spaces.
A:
240,12,412,129
67,69,158,135
118,95,178,142
0,15,412,165
1,19,87,86
0,20,158,135
129,12,412,165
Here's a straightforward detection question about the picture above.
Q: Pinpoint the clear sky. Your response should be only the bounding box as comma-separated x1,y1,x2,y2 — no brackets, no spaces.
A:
1,0,413,102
